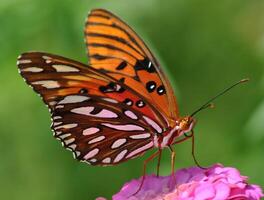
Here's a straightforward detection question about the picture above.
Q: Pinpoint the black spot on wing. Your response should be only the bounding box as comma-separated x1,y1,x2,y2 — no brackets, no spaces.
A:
90,54,108,60
118,77,125,83
79,88,88,94
123,98,133,106
134,58,156,73
116,61,127,70
136,100,145,108
99,82,125,93
146,81,156,93
90,107,102,115
157,85,166,95
133,76,140,81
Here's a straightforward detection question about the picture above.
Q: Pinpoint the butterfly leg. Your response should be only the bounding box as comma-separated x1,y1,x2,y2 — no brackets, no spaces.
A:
168,145,176,183
156,148,162,177
173,134,192,144
131,150,160,196
190,130,207,169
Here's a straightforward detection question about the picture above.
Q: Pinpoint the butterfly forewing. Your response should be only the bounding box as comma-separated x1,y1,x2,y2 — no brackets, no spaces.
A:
85,9,179,124
18,52,108,110
17,52,166,164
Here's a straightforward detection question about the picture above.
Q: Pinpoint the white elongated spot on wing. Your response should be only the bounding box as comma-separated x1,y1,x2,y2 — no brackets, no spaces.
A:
49,101,57,106
129,133,151,139
42,55,51,60
58,95,90,104
101,98,118,103
83,127,100,136
54,123,77,130
54,131,62,136
90,158,97,163
63,138,75,145
143,116,162,133
126,141,153,158
22,67,43,72
102,157,111,164
68,144,77,150
53,122,62,126
52,65,79,72
58,133,71,139
101,123,144,131
32,80,60,89
114,149,128,163
53,116,62,120
88,136,105,144
71,106,94,114
42,56,52,63
111,138,127,149
18,59,32,64
124,110,138,120
95,109,118,118
71,107,118,118
84,148,99,160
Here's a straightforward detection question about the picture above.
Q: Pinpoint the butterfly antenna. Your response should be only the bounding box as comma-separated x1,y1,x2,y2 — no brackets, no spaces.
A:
190,78,249,117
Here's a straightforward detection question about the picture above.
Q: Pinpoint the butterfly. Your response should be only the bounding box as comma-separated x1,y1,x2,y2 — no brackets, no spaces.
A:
17,9,247,173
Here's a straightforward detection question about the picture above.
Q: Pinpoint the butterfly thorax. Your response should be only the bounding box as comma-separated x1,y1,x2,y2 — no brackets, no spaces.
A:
153,116,196,149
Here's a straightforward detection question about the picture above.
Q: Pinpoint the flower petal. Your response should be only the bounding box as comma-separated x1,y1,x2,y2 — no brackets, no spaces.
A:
111,164,263,200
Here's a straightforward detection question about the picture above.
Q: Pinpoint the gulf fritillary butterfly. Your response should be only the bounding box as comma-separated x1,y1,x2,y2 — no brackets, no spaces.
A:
17,9,248,182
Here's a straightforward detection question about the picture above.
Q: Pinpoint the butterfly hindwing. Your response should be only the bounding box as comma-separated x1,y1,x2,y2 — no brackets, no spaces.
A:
52,94,154,165
85,9,179,123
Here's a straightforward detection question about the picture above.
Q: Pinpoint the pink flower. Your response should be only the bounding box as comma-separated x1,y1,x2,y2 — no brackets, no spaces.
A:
105,164,263,200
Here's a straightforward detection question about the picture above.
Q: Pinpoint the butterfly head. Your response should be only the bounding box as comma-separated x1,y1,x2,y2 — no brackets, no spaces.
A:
178,116,196,135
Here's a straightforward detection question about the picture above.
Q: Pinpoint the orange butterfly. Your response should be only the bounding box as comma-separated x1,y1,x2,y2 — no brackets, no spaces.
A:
17,9,248,184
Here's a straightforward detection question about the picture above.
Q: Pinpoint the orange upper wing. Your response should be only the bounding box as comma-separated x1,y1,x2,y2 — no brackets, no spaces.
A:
84,9,179,125
17,52,165,123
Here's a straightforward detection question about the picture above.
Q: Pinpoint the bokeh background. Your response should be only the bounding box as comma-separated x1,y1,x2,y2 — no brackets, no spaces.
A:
1,0,264,199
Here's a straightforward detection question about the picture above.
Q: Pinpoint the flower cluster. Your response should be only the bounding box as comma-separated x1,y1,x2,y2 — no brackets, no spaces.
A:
98,164,263,200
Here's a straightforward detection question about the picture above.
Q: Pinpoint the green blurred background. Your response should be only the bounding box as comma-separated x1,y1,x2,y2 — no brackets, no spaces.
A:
1,0,264,199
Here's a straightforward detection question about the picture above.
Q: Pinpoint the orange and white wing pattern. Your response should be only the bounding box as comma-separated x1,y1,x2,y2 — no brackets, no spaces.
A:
85,9,178,125
17,52,166,165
